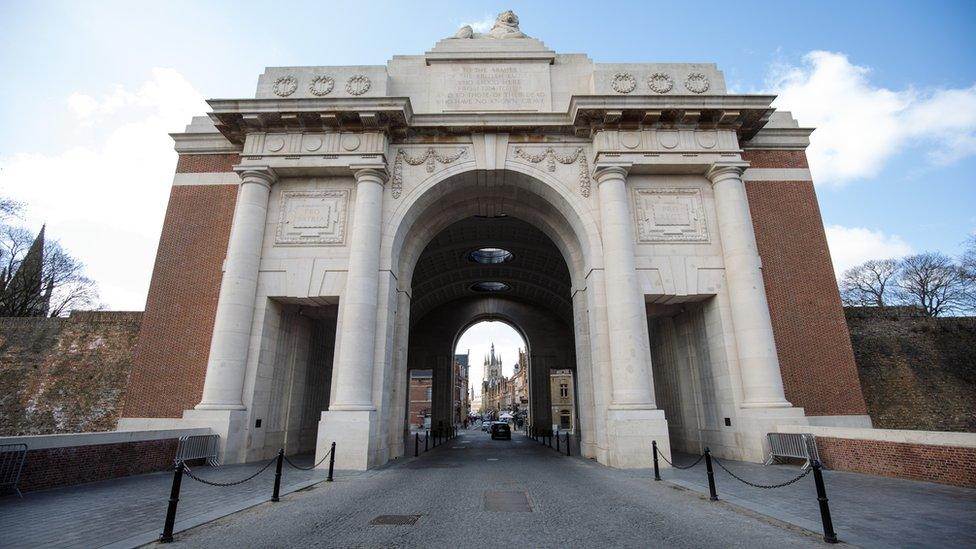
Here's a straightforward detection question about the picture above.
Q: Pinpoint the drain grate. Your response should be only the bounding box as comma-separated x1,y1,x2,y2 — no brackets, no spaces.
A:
370,515,421,525
484,491,532,512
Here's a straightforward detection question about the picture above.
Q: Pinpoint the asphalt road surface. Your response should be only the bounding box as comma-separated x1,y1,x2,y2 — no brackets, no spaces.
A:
160,428,823,548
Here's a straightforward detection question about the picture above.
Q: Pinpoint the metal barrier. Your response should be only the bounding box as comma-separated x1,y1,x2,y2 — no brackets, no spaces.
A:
1,443,28,498
175,434,220,467
765,433,820,469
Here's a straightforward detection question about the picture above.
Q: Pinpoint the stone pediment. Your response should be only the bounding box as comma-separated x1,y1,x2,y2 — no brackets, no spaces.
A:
425,37,556,64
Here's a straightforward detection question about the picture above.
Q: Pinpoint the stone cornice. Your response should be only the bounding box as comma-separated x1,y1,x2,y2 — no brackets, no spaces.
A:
205,94,778,144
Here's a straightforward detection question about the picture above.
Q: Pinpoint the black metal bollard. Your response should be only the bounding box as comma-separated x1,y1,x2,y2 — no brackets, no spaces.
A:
652,441,661,481
425,430,429,451
565,433,571,457
159,462,185,543
271,449,284,502
327,442,336,482
812,460,839,543
704,447,718,501
556,429,561,452
415,433,420,457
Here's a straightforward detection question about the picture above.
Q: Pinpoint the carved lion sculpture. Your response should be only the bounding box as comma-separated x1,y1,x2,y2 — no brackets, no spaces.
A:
451,10,528,39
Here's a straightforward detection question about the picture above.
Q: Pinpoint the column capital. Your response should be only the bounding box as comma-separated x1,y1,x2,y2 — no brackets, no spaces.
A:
705,161,750,184
593,163,631,185
232,165,277,188
351,164,389,186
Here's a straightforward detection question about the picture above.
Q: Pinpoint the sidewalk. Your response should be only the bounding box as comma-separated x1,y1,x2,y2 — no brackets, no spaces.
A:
0,455,332,549
656,452,976,548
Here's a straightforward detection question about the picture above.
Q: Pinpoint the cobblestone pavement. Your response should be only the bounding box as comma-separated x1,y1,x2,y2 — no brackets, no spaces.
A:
0,454,330,548
161,429,823,549
658,452,976,548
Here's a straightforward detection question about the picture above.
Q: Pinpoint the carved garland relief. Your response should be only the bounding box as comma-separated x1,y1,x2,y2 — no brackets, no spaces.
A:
390,147,467,199
633,188,709,243
513,147,592,197
275,189,349,246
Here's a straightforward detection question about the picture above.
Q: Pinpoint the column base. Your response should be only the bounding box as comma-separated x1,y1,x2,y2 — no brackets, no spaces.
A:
606,407,670,469
316,409,377,471
728,406,808,462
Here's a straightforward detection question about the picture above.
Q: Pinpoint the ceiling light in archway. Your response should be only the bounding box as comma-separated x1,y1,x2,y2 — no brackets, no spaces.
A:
468,248,514,264
470,281,511,292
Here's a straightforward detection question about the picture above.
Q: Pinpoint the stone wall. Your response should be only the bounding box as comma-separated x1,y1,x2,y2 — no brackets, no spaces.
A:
846,307,976,432
0,311,142,436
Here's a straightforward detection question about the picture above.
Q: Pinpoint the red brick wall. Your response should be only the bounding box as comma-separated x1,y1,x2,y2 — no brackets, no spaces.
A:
743,150,867,416
175,153,240,173
16,439,178,492
122,155,239,418
408,377,432,429
816,436,976,488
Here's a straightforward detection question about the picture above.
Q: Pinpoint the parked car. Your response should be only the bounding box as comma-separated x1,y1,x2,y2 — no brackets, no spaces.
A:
490,422,511,440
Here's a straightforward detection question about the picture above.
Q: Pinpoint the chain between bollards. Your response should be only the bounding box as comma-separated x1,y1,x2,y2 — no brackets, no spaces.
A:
327,441,336,482
812,460,838,543
704,447,718,501
652,441,661,481
271,449,284,502
159,461,184,543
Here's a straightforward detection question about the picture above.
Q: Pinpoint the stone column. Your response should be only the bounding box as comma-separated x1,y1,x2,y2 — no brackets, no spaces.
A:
330,167,387,410
196,166,276,410
594,164,670,468
316,166,387,470
594,165,656,408
706,162,791,408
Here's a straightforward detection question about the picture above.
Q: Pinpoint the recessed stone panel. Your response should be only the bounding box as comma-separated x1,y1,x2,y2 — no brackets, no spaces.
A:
634,188,709,243
275,189,349,246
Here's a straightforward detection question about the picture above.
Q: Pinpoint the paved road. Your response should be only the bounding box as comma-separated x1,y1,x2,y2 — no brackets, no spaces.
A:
162,429,822,548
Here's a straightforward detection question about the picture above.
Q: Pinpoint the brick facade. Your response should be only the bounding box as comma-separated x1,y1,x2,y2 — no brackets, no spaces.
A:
122,156,239,418
175,153,240,174
743,150,868,417
16,439,178,492
816,436,976,488
408,373,432,429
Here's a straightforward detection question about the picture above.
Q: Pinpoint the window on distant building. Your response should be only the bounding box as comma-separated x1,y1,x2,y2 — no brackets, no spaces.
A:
560,411,571,429
426,387,432,401
559,382,568,398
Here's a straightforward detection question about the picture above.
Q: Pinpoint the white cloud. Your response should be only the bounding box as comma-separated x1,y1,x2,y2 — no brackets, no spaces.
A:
456,320,526,396
767,51,976,184
0,68,208,310
824,224,913,275
458,15,495,34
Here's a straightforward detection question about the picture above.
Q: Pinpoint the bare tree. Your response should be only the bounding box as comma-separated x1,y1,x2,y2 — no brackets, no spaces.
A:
0,197,21,219
840,258,900,306
962,235,976,310
895,252,970,316
0,225,100,317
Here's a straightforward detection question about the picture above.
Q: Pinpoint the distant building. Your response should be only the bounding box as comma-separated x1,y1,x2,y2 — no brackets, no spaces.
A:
407,369,432,430
454,352,469,423
550,369,575,433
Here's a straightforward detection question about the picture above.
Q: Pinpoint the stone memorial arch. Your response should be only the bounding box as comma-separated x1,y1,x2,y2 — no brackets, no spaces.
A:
119,12,870,470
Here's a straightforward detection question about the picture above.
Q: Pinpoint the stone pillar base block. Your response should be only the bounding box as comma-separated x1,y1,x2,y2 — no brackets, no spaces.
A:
317,409,377,471
606,408,670,469
732,406,808,462
180,408,249,464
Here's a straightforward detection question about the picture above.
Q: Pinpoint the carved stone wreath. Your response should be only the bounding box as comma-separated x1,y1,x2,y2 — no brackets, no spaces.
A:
647,72,674,94
273,76,298,97
309,76,335,96
611,73,637,94
513,147,592,197
390,147,467,198
684,72,710,94
345,75,371,96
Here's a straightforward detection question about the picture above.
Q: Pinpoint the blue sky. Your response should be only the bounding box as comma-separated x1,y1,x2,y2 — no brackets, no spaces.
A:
1,0,974,326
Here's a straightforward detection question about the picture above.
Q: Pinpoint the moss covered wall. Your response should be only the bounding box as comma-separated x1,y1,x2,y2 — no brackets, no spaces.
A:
0,311,142,436
846,307,976,433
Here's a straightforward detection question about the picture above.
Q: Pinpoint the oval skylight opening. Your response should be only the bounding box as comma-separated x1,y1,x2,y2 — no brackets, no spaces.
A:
471,281,511,292
468,248,514,264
